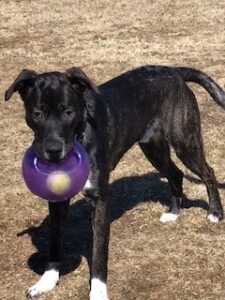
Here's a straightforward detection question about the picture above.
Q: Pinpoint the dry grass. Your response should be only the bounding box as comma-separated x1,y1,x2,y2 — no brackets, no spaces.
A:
1,0,225,299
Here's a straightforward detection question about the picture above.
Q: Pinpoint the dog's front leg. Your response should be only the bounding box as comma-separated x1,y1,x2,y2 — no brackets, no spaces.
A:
86,184,110,300
26,200,70,299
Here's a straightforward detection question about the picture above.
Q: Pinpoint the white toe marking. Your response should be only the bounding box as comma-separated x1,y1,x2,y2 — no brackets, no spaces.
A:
90,278,109,300
160,212,178,223
207,214,219,223
26,268,59,298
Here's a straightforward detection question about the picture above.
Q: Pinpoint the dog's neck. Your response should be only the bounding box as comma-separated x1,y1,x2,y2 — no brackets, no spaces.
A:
75,110,97,144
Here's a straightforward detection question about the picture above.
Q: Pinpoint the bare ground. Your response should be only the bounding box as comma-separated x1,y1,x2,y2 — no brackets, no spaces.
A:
1,1,225,299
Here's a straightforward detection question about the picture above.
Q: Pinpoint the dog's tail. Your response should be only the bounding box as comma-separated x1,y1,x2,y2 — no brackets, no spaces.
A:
175,67,225,109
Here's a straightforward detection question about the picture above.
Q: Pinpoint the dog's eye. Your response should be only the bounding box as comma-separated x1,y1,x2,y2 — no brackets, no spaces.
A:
64,110,73,116
33,111,43,119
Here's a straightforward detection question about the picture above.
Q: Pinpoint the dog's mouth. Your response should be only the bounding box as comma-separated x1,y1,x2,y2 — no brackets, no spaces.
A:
46,155,62,163
34,150,63,163
32,143,67,162
32,137,77,163
43,148,67,162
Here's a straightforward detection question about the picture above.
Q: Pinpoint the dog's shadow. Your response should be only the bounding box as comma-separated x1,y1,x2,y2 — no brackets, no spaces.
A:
18,172,209,276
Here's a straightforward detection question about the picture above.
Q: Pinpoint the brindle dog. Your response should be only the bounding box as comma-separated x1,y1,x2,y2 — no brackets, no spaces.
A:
5,66,225,299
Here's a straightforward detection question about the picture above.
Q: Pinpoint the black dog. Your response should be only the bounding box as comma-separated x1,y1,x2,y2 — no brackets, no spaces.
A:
5,66,225,299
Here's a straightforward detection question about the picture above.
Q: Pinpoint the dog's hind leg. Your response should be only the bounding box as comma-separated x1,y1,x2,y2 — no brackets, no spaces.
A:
139,120,184,223
173,136,223,223
26,200,70,299
169,85,223,222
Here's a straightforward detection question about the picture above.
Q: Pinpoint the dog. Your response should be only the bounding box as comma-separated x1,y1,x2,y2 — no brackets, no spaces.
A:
5,65,225,299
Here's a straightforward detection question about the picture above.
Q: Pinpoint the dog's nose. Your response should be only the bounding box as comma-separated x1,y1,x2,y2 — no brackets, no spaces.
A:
45,141,63,160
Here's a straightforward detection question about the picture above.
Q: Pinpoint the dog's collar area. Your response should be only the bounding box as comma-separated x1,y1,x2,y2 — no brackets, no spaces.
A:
76,132,85,143
75,112,87,143
75,113,97,143
87,114,97,130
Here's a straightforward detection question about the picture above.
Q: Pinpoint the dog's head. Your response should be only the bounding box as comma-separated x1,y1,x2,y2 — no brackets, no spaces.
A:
5,67,99,161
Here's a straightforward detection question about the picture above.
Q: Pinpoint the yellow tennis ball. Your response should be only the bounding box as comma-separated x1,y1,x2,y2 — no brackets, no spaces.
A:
47,172,71,195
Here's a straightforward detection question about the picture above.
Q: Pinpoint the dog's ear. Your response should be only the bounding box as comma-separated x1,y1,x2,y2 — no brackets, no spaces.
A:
65,67,99,94
5,69,38,101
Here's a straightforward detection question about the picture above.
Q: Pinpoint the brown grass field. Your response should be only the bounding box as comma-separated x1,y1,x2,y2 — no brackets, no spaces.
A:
1,0,225,299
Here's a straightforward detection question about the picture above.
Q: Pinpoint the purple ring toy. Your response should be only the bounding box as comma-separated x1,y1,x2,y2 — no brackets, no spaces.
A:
22,143,90,202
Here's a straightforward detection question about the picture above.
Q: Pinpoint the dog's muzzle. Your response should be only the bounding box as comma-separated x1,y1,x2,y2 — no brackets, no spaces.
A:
44,139,64,161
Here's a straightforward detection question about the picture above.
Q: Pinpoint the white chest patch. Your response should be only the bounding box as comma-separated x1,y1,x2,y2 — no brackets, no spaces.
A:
89,278,109,300
83,171,94,192
84,179,94,190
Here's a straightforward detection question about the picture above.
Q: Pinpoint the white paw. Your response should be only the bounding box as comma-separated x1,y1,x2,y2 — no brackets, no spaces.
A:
160,212,178,223
90,278,109,300
26,268,59,298
207,214,219,223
